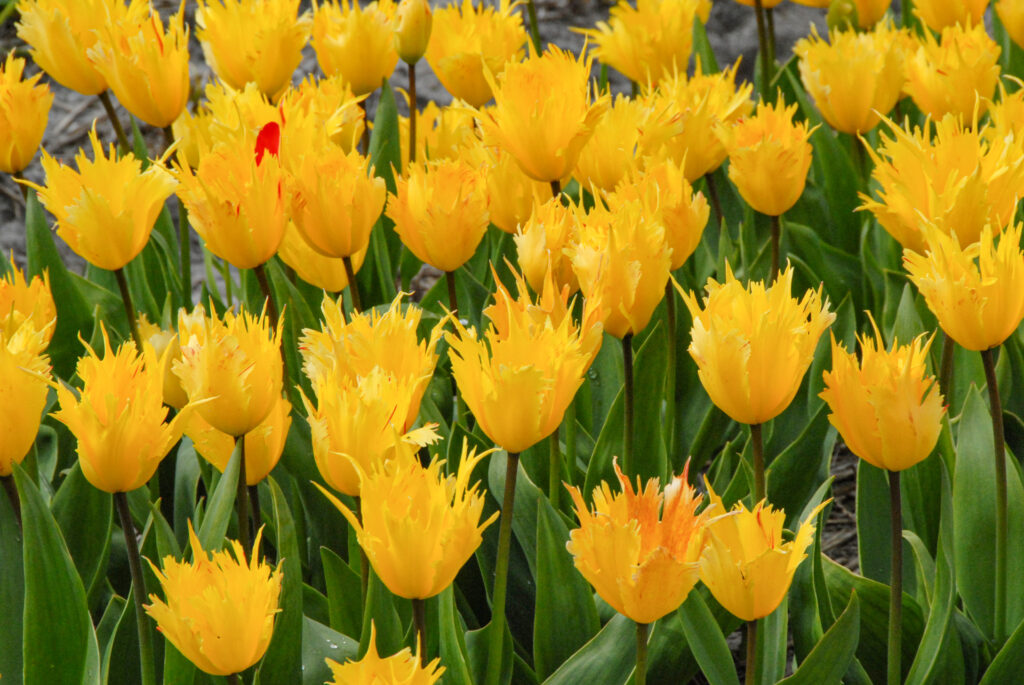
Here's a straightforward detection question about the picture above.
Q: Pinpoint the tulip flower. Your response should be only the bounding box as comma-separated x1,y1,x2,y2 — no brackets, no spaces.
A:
515,196,581,295
914,0,987,32
146,524,282,677
904,23,1000,122
0,322,51,477
828,0,891,28
997,0,1024,52
137,314,188,410
326,624,443,684
171,82,279,166
0,51,52,175
88,5,190,129
196,0,312,101
395,0,432,64
311,0,399,97
398,101,478,171
276,222,366,293
472,143,552,235
282,74,366,152
425,0,528,107
573,94,661,192
0,263,56,347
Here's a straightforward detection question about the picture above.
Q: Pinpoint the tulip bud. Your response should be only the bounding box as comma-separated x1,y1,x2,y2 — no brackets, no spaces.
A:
0,51,52,175
395,0,432,64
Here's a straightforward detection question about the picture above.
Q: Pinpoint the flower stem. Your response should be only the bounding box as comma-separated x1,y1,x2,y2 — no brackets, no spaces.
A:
253,262,280,330
548,424,560,509
178,200,191,307
446,270,459,316
622,334,635,477
114,267,143,351
355,496,369,604
635,622,649,685
226,674,240,685
412,597,427,667
249,484,263,558
887,469,903,685
342,256,363,314
12,170,28,201
235,436,251,560
550,179,561,200
769,214,781,283
525,0,542,53
565,401,577,486
359,100,370,156
221,258,233,306
752,0,773,100
704,172,724,229
484,451,520,685
982,347,1008,642
765,7,777,65
114,492,155,685
665,282,677,461
745,619,758,685
939,332,955,407
1,475,20,534
408,65,418,166
751,423,765,503
98,91,131,152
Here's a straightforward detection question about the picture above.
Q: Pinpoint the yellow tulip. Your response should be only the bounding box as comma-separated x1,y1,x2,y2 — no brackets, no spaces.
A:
514,196,581,294
326,624,444,684
794,23,905,134
0,51,52,174
0,322,51,476
997,0,1024,51
425,0,528,107
387,157,490,272
986,83,1024,142
277,223,366,292
580,0,711,87
574,94,660,192
732,0,783,8
914,0,987,32
472,142,552,235
282,74,366,152
447,270,600,453
681,264,835,425
196,0,312,101
52,329,183,493
566,461,711,623
183,394,291,486
904,23,1000,121
88,4,190,128
398,100,479,171
319,441,498,599
137,314,188,410
28,127,177,271
173,304,283,437
0,262,55,348
395,0,432,64
172,82,279,166
904,223,1024,352
567,196,670,339
821,325,944,472
145,523,282,677
479,45,609,183
722,97,815,217
311,0,398,96
859,114,1024,254
700,486,827,621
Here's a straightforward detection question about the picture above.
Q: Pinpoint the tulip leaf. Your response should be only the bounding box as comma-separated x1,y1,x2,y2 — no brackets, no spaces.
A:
904,517,956,685
543,613,635,685
756,597,789,684
301,617,358,685
438,584,474,685
196,438,240,552
358,568,404,659
162,641,196,685
51,462,113,610
678,590,741,685
786,225,864,316
0,476,23,682
257,477,303,683
14,463,101,685
533,497,599,680
855,460,894,584
779,591,860,685
691,18,718,72
96,594,126,685
320,546,363,637
766,402,832,529
979,613,1024,685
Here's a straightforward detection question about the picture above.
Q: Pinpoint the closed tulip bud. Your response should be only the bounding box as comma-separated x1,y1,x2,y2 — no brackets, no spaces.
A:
0,262,56,348
137,314,188,409
312,0,398,97
277,222,366,292
700,486,827,621
580,0,711,87
88,5,190,128
326,624,443,684
904,23,1000,122
387,157,490,272
795,23,905,134
174,305,283,437
682,265,835,425
399,101,478,171
146,523,282,677
722,97,815,217
997,0,1024,51
821,325,944,472
514,197,581,294
0,322,51,476
0,52,52,174
904,223,1024,352
914,0,987,32
395,0,432,64
196,0,312,101
480,45,609,183
52,329,183,493
425,0,528,107
842,0,892,27
28,128,177,271
567,461,710,623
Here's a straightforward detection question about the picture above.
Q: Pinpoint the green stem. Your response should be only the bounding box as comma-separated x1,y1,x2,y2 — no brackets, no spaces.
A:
98,91,131,152
226,674,240,685
359,100,370,156
235,436,251,560
765,7,776,66
564,401,577,487
887,469,903,685
525,0,542,54
704,172,724,229
939,332,955,407
249,484,263,557
221,258,233,306
412,597,427,666
769,214,781,282
665,282,677,463
342,256,363,314
253,262,280,330
752,0,773,100
745,619,758,685
12,170,27,201
114,492,156,685
622,334,635,477
982,348,1008,642
408,64,418,166
548,424,560,510
355,496,369,605
484,451,520,685
178,200,191,307
1,475,20,534
446,270,459,315
635,622,649,685
114,267,143,351
751,423,765,503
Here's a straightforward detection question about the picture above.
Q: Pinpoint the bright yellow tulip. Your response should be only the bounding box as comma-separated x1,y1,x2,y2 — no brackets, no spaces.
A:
904,23,1000,121
398,100,478,171
0,322,51,476
277,223,366,292
514,197,581,295
0,51,52,174
997,0,1024,51
311,0,398,96
574,94,662,192
470,142,551,235
137,314,188,410
395,0,432,64
282,74,366,152
326,624,444,684
0,262,55,348
914,0,987,32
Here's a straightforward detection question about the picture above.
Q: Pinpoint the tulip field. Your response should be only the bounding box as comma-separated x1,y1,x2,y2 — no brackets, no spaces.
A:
6,0,1024,683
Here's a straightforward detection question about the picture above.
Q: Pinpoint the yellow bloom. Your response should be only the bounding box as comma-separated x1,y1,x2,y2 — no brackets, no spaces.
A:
52,330,182,493
146,524,282,677
821,325,944,472
386,157,490,272
311,0,398,96
0,51,52,174
319,441,498,599
904,223,1024,352
914,0,987,32
573,94,660,192
399,100,478,171
88,4,190,128
196,0,311,101
137,314,188,409
825,0,891,28
425,0,528,107
276,222,366,292
700,487,827,621
794,23,905,134
479,45,609,183
997,0,1024,51
472,143,551,235
681,265,835,425
183,394,291,486
447,271,600,453
16,0,145,96
282,74,366,152
514,196,581,294
567,197,670,339
904,23,1000,121
326,624,444,684
581,0,711,86
173,305,283,437
0,262,55,348
859,114,1024,254
29,128,177,271
566,461,710,624
171,82,278,166
722,97,814,217
174,123,288,270
395,0,432,64
986,82,1024,142
0,322,51,476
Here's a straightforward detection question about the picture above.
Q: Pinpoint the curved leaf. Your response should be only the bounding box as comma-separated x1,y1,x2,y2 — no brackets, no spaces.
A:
781,592,860,685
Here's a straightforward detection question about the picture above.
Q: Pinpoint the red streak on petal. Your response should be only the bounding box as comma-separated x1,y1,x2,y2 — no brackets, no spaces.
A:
151,14,164,54
255,122,281,166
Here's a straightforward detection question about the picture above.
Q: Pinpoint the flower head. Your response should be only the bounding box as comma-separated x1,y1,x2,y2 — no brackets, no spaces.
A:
574,94,665,192
469,142,551,235
0,262,55,347
312,0,398,96
399,100,478,171
825,0,891,28
276,222,366,293
682,265,835,425
566,461,710,623
914,0,987,32
0,51,52,174
145,524,282,676
904,23,1000,121
0,322,51,476
515,196,582,294
395,0,432,64
326,624,443,684
997,0,1024,52
137,314,188,409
